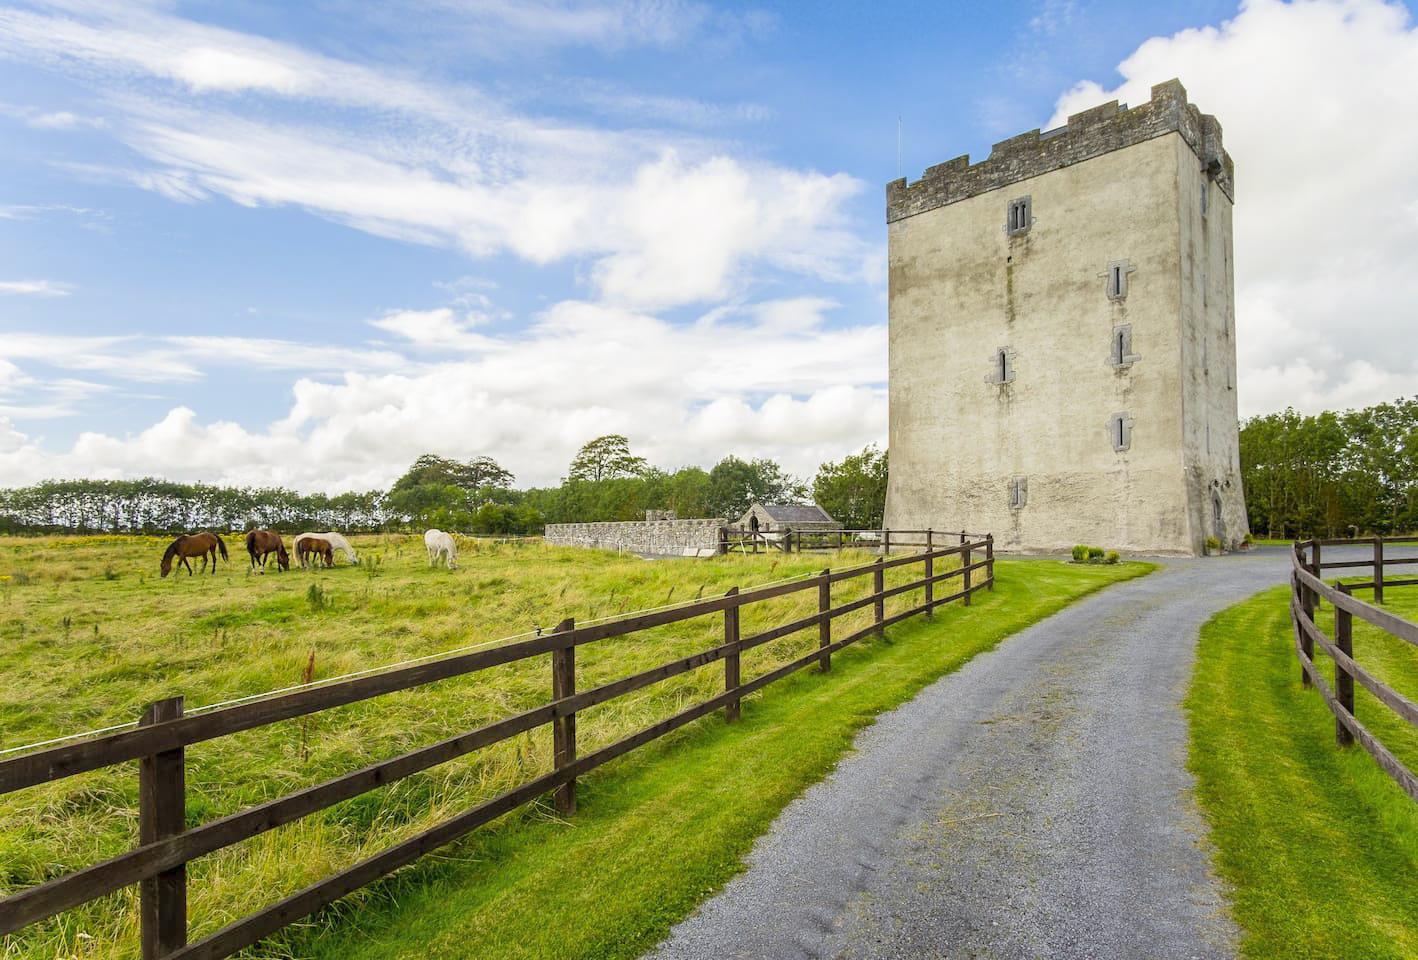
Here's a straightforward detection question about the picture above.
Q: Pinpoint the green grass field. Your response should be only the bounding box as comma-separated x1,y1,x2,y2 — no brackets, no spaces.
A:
1188,582,1418,959
0,534,1148,959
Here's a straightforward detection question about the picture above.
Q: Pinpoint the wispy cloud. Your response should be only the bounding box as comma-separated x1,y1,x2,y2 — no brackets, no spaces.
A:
0,279,72,296
0,2,867,311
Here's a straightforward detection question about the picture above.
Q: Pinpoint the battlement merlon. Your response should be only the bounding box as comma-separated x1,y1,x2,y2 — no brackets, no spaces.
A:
886,79,1235,224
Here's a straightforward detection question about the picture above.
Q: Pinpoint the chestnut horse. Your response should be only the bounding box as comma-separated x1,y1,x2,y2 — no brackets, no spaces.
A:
245,529,290,573
160,532,228,578
292,531,357,567
296,536,334,569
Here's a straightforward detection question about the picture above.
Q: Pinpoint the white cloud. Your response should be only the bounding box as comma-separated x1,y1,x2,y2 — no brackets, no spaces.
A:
368,308,502,351
26,109,92,129
1048,0,1418,417
0,297,887,492
0,3,869,312
0,279,72,296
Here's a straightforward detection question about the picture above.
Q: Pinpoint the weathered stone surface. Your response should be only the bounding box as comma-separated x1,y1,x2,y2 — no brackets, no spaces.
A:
544,519,726,557
883,79,1248,556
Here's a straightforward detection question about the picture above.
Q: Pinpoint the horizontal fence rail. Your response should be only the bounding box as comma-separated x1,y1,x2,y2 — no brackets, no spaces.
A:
1290,537,1418,804
0,535,994,958
717,526,988,555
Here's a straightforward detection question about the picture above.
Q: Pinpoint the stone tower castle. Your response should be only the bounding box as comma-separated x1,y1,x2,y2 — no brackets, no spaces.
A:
882,79,1248,555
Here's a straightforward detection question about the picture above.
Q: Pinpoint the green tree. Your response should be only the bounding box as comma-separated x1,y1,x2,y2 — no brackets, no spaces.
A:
391,454,514,495
813,446,888,530
566,435,647,483
705,456,807,520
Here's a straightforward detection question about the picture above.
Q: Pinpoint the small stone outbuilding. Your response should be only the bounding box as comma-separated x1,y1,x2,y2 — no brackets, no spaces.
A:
737,503,841,534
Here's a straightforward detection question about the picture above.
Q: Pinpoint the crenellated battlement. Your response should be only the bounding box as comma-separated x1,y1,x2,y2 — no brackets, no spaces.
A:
886,79,1234,223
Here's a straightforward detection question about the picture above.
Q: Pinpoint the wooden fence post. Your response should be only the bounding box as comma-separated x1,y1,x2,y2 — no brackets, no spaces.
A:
1336,584,1355,747
962,538,973,607
882,529,891,556
724,588,741,722
1374,535,1385,604
985,534,994,591
1297,544,1314,688
818,569,831,671
139,696,186,960
551,617,577,815
924,545,935,619
873,557,885,639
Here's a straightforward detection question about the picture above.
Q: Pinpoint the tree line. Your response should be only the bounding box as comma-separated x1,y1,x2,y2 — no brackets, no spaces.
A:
0,437,889,537
1240,397,1418,539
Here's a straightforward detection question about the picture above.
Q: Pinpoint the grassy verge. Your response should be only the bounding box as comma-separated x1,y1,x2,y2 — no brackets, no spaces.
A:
1187,586,1418,960
300,556,1152,960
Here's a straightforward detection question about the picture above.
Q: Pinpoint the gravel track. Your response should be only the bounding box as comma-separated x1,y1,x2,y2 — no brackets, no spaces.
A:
646,548,1302,960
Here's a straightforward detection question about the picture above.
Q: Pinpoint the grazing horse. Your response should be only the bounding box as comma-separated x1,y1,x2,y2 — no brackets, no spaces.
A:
245,529,290,573
160,532,228,578
292,531,358,567
296,536,334,569
424,528,458,570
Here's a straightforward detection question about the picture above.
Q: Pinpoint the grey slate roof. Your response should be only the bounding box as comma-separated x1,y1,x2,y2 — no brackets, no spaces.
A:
757,503,835,523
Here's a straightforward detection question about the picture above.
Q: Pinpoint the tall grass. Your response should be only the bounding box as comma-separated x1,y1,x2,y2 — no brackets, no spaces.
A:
0,534,977,959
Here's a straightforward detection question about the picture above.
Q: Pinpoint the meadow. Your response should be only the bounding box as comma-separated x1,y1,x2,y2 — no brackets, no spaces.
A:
0,534,1147,959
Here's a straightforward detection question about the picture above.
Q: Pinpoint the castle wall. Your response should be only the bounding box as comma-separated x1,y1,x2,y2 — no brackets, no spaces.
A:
544,519,726,557
1175,137,1250,547
883,80,1248,556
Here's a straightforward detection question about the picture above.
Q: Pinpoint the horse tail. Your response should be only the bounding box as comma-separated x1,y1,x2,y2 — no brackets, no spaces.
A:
215,533,229,560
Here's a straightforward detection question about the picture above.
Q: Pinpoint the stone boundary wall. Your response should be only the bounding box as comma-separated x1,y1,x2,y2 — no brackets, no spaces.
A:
544,519,727,557
886,78,1234,224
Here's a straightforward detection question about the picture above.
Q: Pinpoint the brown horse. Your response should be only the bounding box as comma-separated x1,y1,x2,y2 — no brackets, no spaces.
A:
295,536,334,569
160,532,229,578
245,529,290,573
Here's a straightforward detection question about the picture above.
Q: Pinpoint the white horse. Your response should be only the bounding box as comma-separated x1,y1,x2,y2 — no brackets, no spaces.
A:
424,528,458,570
292,531,358,567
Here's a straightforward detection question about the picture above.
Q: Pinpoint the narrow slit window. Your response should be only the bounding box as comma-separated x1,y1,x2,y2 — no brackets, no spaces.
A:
1007,196,1031,236
990,347,1014,384
1009,476,1028,510
1106,259,1131,300
1111,325,1135,367
1200,182,1209,217
1109,413,1132,452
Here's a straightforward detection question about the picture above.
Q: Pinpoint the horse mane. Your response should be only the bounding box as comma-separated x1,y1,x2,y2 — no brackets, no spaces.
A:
162,538,182,562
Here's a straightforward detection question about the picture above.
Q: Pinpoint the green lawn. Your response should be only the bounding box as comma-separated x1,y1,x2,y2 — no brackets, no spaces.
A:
1188,585,1418,959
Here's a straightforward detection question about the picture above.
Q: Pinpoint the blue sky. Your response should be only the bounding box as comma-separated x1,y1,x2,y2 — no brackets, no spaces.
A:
2,0,1416,492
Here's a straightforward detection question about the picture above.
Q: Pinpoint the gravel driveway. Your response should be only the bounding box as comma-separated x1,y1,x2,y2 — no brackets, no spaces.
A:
646,547,1302,960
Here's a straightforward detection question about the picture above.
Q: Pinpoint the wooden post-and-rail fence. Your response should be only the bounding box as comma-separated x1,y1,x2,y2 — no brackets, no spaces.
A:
0,535,994,959
1290,536,1418,805
717,527,986,556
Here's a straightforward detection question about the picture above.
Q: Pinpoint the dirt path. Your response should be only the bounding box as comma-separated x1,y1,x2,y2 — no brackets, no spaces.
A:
646,548,1299,960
